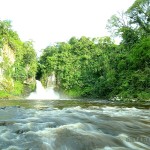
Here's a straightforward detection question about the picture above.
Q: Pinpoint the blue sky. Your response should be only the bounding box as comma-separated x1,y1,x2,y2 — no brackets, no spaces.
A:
0,0,135,54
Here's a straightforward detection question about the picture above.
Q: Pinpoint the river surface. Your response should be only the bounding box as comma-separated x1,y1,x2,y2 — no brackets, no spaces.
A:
0,99,150,150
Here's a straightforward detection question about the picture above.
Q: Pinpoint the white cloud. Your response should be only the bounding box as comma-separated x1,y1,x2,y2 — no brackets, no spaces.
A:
0,0,135,54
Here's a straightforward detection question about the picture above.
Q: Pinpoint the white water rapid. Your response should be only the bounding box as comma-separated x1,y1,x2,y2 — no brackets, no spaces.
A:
0,104,150,150
27,80,59,100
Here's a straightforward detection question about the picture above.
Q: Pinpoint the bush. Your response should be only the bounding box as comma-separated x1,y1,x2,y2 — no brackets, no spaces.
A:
137,91,150,101
12,81,24,95
0,90,10,98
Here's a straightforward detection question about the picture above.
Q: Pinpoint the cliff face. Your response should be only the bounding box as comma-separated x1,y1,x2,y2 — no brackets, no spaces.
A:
2,44,15,64
0,21,37,98
0,54,3,80
0,44,15,89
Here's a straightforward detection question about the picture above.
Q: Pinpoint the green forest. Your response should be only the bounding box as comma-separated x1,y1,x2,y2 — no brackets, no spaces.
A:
0,0,150,101
0,20,37,98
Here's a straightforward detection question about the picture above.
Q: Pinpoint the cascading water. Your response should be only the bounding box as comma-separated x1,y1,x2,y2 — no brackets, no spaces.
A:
27,80,59,100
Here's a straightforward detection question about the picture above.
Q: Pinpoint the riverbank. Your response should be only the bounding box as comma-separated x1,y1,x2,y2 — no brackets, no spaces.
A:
0,99,149,109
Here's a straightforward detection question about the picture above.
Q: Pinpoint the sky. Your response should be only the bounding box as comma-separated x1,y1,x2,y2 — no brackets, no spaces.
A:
0,0,135,54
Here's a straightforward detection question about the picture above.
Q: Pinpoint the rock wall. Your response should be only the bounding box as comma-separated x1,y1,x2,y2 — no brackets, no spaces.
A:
0,44,15,81
2,44,15,64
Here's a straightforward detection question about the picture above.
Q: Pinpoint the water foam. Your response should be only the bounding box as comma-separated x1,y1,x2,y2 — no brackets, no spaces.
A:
0,105,149,150
27,80,59,100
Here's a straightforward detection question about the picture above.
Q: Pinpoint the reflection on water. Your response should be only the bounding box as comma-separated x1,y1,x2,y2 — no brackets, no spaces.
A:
0,100,150,150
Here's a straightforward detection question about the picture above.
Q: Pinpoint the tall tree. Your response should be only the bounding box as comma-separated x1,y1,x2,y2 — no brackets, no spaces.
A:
127,0,150,35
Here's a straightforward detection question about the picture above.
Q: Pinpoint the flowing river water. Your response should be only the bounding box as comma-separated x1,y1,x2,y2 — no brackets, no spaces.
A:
0,100,150,150
0,81,150,150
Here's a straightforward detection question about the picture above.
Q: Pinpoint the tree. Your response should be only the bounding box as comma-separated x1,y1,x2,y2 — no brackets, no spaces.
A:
0,20,12,44
106,12,139,49
0,20,37,98
106,12,131,37
127,0,150,35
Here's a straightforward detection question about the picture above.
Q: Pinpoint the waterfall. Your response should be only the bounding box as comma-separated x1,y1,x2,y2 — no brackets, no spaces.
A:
27,80,59,100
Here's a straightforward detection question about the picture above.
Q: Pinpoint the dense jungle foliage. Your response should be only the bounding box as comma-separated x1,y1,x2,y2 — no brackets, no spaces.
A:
0,20,37,98
38,0,150,100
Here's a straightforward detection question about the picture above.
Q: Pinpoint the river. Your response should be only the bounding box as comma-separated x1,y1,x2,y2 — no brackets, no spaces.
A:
0,99,150,150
